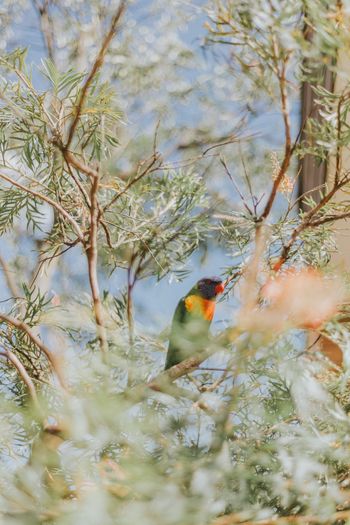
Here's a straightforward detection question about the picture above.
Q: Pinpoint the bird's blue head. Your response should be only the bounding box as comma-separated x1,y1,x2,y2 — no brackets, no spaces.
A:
196,276,225,300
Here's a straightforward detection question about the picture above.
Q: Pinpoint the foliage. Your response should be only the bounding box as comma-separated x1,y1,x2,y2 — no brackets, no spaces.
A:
0,1,350,525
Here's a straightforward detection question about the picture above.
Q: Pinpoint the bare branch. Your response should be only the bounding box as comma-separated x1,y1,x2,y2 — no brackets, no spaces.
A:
202,134,242,156
63,150,98,179
220,156,253,216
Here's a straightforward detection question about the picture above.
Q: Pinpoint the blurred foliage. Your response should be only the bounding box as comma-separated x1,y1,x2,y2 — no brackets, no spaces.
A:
0,1,349,525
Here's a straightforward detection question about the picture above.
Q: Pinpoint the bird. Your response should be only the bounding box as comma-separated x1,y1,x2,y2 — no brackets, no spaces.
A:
164,276,225,370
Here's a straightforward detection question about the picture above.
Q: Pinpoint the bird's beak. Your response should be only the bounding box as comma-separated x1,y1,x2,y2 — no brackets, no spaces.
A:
215,282,225,295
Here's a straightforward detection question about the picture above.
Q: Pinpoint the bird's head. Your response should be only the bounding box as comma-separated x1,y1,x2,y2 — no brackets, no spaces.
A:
195,276,225,300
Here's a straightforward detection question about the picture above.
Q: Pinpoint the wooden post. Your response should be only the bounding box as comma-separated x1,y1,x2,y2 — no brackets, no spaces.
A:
299,67,334,211
299,23,350,368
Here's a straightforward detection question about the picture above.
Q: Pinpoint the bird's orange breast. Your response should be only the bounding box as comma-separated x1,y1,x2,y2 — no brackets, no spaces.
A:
184,295,216,321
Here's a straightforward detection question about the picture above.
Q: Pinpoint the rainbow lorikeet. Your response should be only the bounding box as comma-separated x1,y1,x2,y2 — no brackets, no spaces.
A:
164,277,225,370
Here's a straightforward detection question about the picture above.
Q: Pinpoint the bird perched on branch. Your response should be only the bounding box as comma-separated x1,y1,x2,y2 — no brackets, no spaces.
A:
164,277,225,370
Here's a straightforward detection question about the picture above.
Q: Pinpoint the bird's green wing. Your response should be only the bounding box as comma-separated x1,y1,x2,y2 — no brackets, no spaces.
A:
164,296,211,370
164,298,188,370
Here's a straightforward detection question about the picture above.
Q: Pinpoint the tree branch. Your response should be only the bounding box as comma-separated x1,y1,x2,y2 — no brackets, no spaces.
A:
103,153,161,213
32,0,55,62
308,209,350,227
126,328,240,402
65,1,126,149
261,59,292,220
274,173,350,269
213,508,350,525
0,171,85,243
86,174,108,355
126,262,135,347
0,255,21,299
63,150,98,180
0,348,41,411
0,312,66,389
64,157,91,207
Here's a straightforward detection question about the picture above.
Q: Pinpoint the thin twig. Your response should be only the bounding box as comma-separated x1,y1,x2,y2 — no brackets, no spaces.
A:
202,134,242,156
260,58,292,220
220,156,253,216
63,150,98,179
65,1,126,149
0,256,21,299
63,153,114,249
238,141,255,213
32,0,55,62
285,181,327,215
0,312,66,389
126,262,135,346
0,58,56,129
30,239,80,289
0,348,41,411
308,209,350,227
200,368,230,392
103,153,161,213
275,173,350,269
64,157,91,207
0,171,85,243
86,174,108,355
